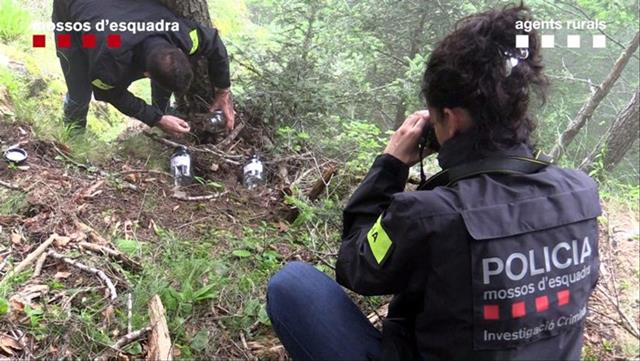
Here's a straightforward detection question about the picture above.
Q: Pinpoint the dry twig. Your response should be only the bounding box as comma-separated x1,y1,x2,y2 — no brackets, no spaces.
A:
78,241,142,272
127,293,133,334
218,122,246,149
0,179,23,192
95,326,153,361
172,191,224,202
0,234,57,287
47,250,118,301
32,252,48,278
143,131,243,165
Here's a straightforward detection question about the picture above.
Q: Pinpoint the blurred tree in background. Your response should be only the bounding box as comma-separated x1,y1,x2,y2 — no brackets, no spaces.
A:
206,0,638,181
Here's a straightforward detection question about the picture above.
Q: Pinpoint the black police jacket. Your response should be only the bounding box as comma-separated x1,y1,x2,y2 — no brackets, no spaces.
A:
336,129,601,360
60,0,230,125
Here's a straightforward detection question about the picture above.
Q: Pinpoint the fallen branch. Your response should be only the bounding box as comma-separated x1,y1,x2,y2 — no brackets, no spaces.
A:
0,234,56,287
595,284,640,338
95,326,153,361
148,295,172,361
143,131,243,165
32,252,48,278
47,250,118,302
172,191,224,202
114,326,152,350
0,255,9,273
285,165,338,223
52,143,91,170
127,293,133,334
73,180,105,202
74,220,109,246
0,179,24,192
218,122,245,149
118,169,172,178
78,241,142,272
307,165,338,202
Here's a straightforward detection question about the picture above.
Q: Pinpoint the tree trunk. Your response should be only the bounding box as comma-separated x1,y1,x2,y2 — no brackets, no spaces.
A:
550,31,639,161
156,0,215,136
579,89,639,174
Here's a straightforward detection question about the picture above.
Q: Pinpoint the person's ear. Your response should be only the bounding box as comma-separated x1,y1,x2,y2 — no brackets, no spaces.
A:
442,108,460,138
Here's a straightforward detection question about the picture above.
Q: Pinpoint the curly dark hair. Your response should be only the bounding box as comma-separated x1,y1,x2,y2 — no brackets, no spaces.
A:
146,46,194,94
422,4,549,150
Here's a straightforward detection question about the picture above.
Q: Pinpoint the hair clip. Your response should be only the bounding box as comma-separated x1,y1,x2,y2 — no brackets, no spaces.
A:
503,48,529,76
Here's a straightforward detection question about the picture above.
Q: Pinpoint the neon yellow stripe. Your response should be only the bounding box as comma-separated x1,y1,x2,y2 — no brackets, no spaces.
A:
92,79,114,90
189,29,199,55
367,215,393,264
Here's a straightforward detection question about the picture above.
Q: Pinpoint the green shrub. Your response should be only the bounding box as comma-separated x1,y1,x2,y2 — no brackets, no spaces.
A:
0,0,30,42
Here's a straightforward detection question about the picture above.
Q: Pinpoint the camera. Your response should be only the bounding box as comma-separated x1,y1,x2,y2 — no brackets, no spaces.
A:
421,123,440,152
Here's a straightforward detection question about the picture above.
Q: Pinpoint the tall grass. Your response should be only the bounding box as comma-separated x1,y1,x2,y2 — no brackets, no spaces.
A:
0,0,30,43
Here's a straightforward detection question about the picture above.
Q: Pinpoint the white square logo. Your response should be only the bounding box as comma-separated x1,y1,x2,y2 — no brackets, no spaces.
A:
593,34,606,48
515,34,529,48
541,35,555,48
567,35,581,48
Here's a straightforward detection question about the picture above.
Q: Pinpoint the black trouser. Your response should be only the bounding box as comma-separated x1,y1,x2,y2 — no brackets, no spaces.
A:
52,0,172,129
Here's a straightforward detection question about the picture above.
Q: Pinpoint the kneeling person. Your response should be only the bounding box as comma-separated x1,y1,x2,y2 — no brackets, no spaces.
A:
52,0,234,135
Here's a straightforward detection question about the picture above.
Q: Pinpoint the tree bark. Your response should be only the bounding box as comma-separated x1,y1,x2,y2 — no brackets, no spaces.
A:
550,31,639,161
156,0,215,133
579,89,639,174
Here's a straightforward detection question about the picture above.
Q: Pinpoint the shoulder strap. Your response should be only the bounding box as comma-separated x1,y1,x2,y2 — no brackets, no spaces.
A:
418,156,551,191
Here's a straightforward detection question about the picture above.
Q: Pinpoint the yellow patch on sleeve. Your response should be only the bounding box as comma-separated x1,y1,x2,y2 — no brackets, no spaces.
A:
367,215,393,264
91,79,114,90
189,29,199,55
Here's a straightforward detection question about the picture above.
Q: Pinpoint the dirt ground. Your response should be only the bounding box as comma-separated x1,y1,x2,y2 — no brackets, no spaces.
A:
1,118,639,359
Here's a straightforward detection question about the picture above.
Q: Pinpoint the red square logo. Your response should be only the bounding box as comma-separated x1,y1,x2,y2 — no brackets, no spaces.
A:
512,301,526,318
557,290,570,306
82,34,97,48
33,35,46,48
535,295,549,312
107,34,121,48
483,305,499,320
57,34,72,48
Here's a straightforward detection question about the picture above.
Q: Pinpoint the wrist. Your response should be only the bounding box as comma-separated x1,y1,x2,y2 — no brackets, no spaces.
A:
374,154,410,183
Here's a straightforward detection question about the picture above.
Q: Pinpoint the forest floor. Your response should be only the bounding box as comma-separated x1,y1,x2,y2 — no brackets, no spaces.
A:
0,114,324,359
0,63,638,361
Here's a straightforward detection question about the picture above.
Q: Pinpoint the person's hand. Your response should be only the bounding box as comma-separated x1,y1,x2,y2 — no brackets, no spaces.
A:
383,110,434,166
210,89,235,131
157,115,191,136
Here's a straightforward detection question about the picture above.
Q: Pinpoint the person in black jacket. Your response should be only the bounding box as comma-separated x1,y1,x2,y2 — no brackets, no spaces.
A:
52,0,233,135
266,5,601,361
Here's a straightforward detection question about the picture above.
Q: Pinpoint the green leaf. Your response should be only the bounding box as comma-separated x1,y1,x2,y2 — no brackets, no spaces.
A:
258,304,271,326
124,342,143,355
193,284,217,302
191,330,209,352
232,249,252,258
0,297,9,315
206,181,225,190
115,238,141,255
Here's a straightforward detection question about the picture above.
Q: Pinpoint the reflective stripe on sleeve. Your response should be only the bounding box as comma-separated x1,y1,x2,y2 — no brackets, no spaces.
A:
189,29,199,55
92,79,114,90
367,215,393,264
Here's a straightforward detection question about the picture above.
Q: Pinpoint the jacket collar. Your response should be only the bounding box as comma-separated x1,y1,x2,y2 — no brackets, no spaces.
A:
436,128,533,169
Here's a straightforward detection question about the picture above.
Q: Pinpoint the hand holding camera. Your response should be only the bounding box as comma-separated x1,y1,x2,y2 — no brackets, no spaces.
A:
384,110,439,166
